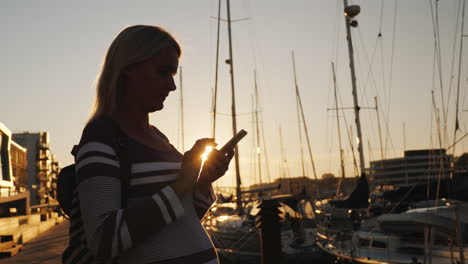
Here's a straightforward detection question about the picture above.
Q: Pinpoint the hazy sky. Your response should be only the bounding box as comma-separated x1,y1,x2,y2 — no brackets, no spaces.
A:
1,0,467,187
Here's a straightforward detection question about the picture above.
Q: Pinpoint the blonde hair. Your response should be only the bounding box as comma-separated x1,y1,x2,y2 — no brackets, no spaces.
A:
89,25,181,122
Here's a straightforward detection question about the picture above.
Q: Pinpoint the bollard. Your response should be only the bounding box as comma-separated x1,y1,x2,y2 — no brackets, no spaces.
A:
255,199,283,264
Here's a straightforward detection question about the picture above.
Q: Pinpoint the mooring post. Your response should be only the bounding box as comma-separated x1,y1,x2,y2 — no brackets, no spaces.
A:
255,199,283,264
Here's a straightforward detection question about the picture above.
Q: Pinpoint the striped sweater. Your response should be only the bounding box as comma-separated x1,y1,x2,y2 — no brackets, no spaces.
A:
64,117,218,264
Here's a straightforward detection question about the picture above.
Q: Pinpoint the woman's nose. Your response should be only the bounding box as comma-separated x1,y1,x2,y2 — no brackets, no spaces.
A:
169,77,177,91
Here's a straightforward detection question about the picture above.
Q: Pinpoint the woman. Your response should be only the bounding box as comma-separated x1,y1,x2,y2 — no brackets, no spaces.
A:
62,25,234,264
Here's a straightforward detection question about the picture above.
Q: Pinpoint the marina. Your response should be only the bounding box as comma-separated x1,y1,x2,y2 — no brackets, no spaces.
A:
1,0,468,263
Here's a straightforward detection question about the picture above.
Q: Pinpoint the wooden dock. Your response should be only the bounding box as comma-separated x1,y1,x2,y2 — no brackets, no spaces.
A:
0,220,69,264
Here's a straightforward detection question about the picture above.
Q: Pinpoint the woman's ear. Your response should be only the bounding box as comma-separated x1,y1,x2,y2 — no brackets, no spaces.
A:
122,61,144,78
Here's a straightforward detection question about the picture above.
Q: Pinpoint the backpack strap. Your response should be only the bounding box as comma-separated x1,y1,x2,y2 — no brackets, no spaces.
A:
71,145,79,157
115,132,130,208
107,119,131,208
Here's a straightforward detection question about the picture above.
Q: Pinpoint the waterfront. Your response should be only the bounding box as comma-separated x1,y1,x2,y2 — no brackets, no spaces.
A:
1,0,468,263
0,221,68,264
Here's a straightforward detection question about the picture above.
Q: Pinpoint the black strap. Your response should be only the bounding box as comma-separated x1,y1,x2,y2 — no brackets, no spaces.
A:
71,145,79,156
111,124,130,264
115,132,130,208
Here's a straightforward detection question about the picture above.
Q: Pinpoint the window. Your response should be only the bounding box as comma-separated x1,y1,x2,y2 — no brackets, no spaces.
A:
359,238,370,247
0,133,10,181
372,240,387,248
0,134,3,180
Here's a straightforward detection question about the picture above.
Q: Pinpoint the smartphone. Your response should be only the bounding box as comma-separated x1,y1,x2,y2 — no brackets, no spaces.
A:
219,129,248,153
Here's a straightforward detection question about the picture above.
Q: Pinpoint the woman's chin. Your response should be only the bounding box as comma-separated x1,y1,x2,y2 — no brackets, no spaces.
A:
149,103,164,112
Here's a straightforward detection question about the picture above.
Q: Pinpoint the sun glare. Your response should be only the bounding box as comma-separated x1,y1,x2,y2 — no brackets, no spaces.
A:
201,146,214,162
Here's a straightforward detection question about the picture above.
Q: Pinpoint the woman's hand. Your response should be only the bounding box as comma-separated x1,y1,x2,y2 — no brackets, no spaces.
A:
172,138,215,197
197,147,235,187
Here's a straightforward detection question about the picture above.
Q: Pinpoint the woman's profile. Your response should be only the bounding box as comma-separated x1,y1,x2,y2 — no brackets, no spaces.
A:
62,25,234,264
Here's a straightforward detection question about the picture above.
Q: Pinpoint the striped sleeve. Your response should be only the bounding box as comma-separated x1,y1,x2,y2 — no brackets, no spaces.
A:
193,183,217,219
76,139,185,261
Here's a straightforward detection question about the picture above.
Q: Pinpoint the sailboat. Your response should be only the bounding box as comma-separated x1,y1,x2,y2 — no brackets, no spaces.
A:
315,2,468,263
314,0,373,260
203,70,319,261
201,1,320,262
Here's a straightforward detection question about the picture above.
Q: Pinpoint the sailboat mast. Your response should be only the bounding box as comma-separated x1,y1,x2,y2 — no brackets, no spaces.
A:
292,51,307,178
279,125,291,193
291,51,320,198
251,95,257,183
253,70,271,183
374,96,384,161
212,0,222,139
343,0,366,176
403,122,408,185
261,123,272,183
226,0,243,215
332,62,346,195
453,0,466,158
179,66,185,152
403,122,407,151
254,70,262,185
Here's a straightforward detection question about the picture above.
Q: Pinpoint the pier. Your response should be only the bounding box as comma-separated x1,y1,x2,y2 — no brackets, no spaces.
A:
0,220,68,264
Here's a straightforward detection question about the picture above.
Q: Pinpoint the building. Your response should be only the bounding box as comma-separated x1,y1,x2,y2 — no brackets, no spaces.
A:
0,122,30,216
275,176,317,197
10,141,28,192
455,153,468,170
12,132,60,206
49,154,60,200
248,174,359,199
367,149,453,188
0,122,15,196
